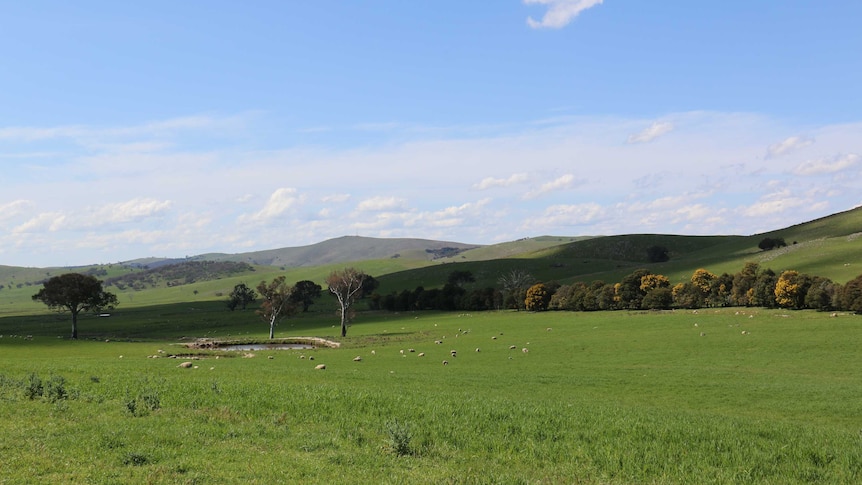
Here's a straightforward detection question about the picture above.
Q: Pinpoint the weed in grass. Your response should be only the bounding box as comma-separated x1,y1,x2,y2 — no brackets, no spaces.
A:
122,452,150,466
44,375,67,402
125,385,161,417
385,418,413,457
25,372,42,400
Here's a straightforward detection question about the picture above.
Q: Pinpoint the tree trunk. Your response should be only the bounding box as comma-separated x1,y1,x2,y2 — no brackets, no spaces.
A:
340,307,348,337
269,315,276,339
71,310,79,339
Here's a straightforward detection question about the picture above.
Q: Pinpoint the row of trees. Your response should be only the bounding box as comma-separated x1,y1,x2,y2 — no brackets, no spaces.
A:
30,261,862,340
545,263,862,313
230,267,372,338
31,267,371,340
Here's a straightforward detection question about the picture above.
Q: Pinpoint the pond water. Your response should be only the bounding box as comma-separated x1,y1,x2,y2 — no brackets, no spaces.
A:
220,343,314,351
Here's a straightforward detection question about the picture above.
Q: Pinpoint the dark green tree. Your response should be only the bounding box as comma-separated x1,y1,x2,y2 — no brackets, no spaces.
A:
447,270,476,288
838,274,862,314
617,269,652,310
291,280,322,312
758,237,787,251
32,273,118,339
642,287,673,310
731,262,760,306
646,245,670,263
227,283,256,311
358,274,379,299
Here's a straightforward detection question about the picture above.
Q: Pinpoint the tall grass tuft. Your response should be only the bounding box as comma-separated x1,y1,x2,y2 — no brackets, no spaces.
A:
385,418,413,457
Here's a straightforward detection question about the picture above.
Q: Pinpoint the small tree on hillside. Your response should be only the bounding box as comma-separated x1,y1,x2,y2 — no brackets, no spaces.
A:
291,280,322,312
646,245,669,263
256,277,296,339
32,273,118,339
227,283,257,311
327,267,366,337
758,237,787,251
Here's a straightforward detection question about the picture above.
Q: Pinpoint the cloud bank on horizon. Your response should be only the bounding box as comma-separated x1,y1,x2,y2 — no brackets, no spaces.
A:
0,1,860,267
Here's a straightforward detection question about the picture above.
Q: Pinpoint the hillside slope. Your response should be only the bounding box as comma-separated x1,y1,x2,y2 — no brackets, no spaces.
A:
188,236,482,267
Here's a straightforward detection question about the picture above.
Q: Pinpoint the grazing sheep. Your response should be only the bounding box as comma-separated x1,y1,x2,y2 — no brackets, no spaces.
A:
371,350,376,355
178,361,194,368
450,350,457,357
522,348,529,353
409,348,415,353
700,332,706,337
400,349,405,355
492,336,497,340
435,340,442,345
315,364,326,370
475,348,480,352
268,355,274,360
442,360,448,365
509,345,517,350
353,356,362,361
418,352,425,357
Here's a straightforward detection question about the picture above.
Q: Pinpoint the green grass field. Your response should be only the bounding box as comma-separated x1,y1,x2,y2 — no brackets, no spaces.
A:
1,304,860,484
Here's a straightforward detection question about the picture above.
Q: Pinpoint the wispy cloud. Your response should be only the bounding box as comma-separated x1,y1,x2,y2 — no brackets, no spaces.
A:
524,174,580,199
240,188,304,224
627,122,674,144
524,0,604,29
356,196,408,212
792,153,859,176
766,135,814,159
473,173,529,190
522,203,607,230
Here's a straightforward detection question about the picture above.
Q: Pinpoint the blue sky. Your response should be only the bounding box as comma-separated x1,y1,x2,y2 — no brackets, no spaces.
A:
1,1,861,267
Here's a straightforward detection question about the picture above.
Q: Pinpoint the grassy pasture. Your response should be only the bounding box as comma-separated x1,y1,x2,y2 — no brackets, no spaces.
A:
1,305,861,484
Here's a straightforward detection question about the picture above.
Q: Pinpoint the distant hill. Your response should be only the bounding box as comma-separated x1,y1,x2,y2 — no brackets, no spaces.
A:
2,207,861,311
184,236,483,267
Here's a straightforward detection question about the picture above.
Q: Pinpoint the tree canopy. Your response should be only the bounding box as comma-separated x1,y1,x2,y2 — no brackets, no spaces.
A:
32,273,118,339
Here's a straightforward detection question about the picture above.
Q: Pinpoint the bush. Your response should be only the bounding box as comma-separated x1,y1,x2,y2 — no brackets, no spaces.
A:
758,237,787,251
385,419,413,456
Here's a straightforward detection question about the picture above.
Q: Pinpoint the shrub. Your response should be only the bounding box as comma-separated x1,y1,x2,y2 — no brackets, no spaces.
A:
385,419,413,456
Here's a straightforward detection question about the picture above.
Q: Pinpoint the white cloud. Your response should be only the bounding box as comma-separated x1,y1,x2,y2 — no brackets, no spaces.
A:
627,122,674,144
766,135,814,159
523,203,607,230
2,110,861,266
0,199,32,222
741,189,808,218
525,0,604,29
792,153,859,176
356,196,408,212
240,188,304,224
473,173,529,190
93,198,172,226
524,174,580,199
13,212,66,234
322,193,351,203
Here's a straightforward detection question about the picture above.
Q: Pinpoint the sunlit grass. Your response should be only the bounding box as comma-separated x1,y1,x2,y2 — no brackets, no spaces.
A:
1,306,861,483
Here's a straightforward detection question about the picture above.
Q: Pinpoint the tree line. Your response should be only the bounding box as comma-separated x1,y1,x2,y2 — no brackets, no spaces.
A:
370,263,862,314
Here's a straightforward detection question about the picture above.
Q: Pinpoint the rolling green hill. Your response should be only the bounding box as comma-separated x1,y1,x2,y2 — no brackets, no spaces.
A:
2,207,861,312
